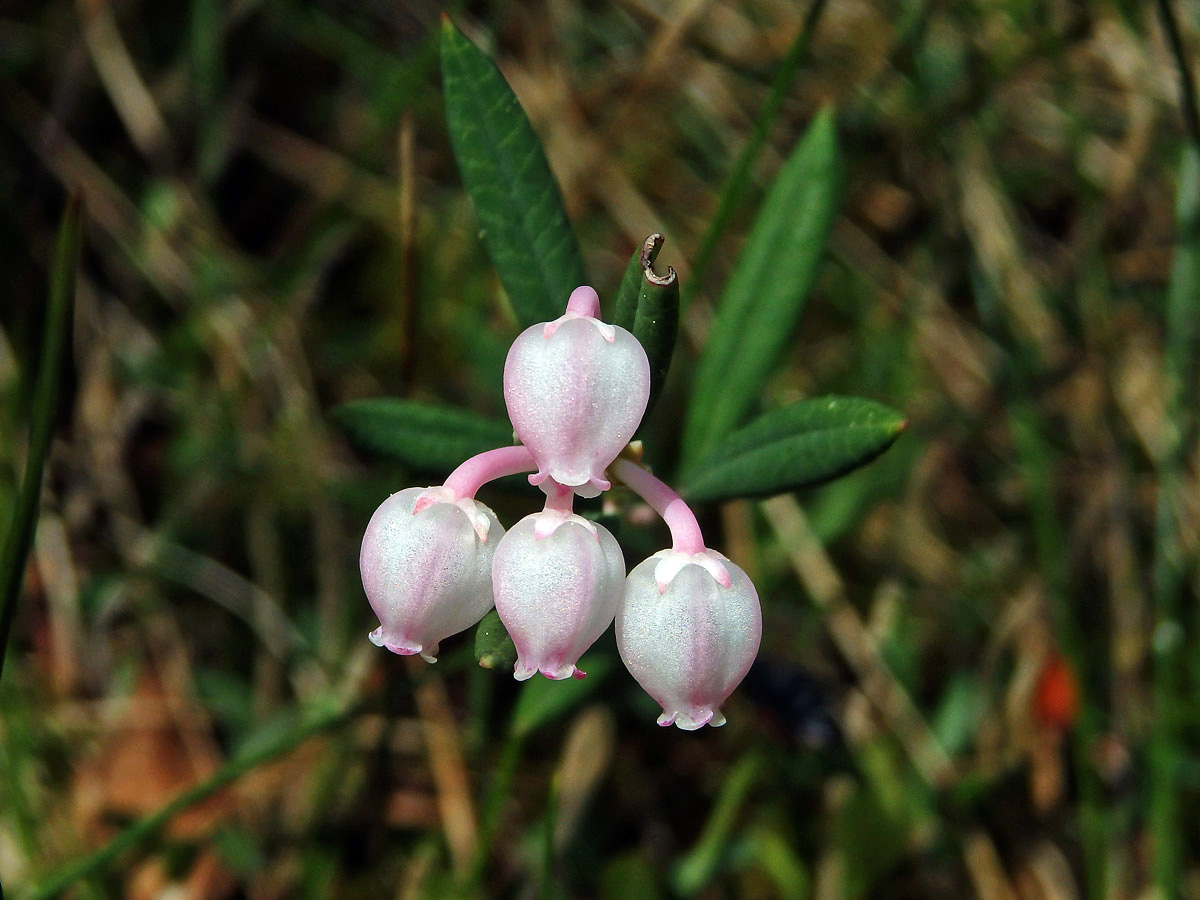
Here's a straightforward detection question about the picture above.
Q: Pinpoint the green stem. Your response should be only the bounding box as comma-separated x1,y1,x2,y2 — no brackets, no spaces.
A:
30,697,358,900
1147,143,1200,900
683,0,829,305
1149,5,1200,895
0,687,41,868
1008,396,1107,900
463,729,524,895
0,195,82,686
672,752,762,895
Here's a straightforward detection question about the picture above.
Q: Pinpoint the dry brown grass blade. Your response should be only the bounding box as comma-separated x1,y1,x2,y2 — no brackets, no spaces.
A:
552,705,614,850
963,830,1021,900
504,61,665,249
236,107,397,227
956,127,1065,363
406,658,479,874
33,511,83,695
112,513,314,669
761,494,954,787
76,0,171,164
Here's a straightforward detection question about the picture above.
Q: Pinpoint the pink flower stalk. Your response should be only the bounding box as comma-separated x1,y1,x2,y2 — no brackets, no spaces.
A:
361,446,536,662
492,481,626,680
611,459,762,729
504,286,650,498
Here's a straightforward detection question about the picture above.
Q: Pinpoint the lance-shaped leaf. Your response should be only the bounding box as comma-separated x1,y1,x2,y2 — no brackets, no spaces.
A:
333,399,513,473
680,396,906,502
474,609,517,671
682,108,842,466
0,195,82,684
614,234,679,415
440,18,587,327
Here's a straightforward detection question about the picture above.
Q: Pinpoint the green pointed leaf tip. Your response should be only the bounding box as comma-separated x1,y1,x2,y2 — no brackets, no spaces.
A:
440,18,587,328
682,107,842,465
474,609,517,670
681,396,906,503
333,399,513,472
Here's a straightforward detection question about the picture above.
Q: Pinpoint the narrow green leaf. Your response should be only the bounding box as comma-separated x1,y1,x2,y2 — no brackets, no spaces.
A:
930,674,983,757
614,233,663,331
474,609,517,671
30,695,356,900
613,234,680,416
682,108,842,465
832,746,915,899
681,396,906,503
741,826,810,900
684,0,830,304
601,853,666,900
633,270,679,418
0,195,82,685
440,18,587,327
672,752,761,895
333,399,512,472
510,653,613,738
1149,141,1200,900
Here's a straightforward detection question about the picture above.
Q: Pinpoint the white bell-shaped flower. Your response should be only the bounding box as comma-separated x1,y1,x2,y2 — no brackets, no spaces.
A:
360,486,502,663
503,286,650,498
616,549,761,729
492,508,626,680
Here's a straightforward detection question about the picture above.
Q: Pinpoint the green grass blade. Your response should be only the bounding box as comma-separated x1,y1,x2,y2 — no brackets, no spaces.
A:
440,17,587,327
681,108,842,467
680,396,905,502
30,696,356,899
684,0,830,305
741,826,810,900
510,653,613,738
672,752,761,895
1149,141,1200,900
0,194,82,685
333,398,513,473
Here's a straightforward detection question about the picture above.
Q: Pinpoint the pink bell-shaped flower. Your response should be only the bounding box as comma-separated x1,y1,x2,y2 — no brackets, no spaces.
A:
492,505,626,680
360,486,503,663
615,549,761,730
504,286,650,498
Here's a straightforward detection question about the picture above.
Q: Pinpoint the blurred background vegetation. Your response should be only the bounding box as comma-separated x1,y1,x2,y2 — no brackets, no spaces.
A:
3,0,1200,897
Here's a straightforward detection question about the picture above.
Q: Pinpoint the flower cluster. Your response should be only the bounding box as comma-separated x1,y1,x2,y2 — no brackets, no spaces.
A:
359,286,761,729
